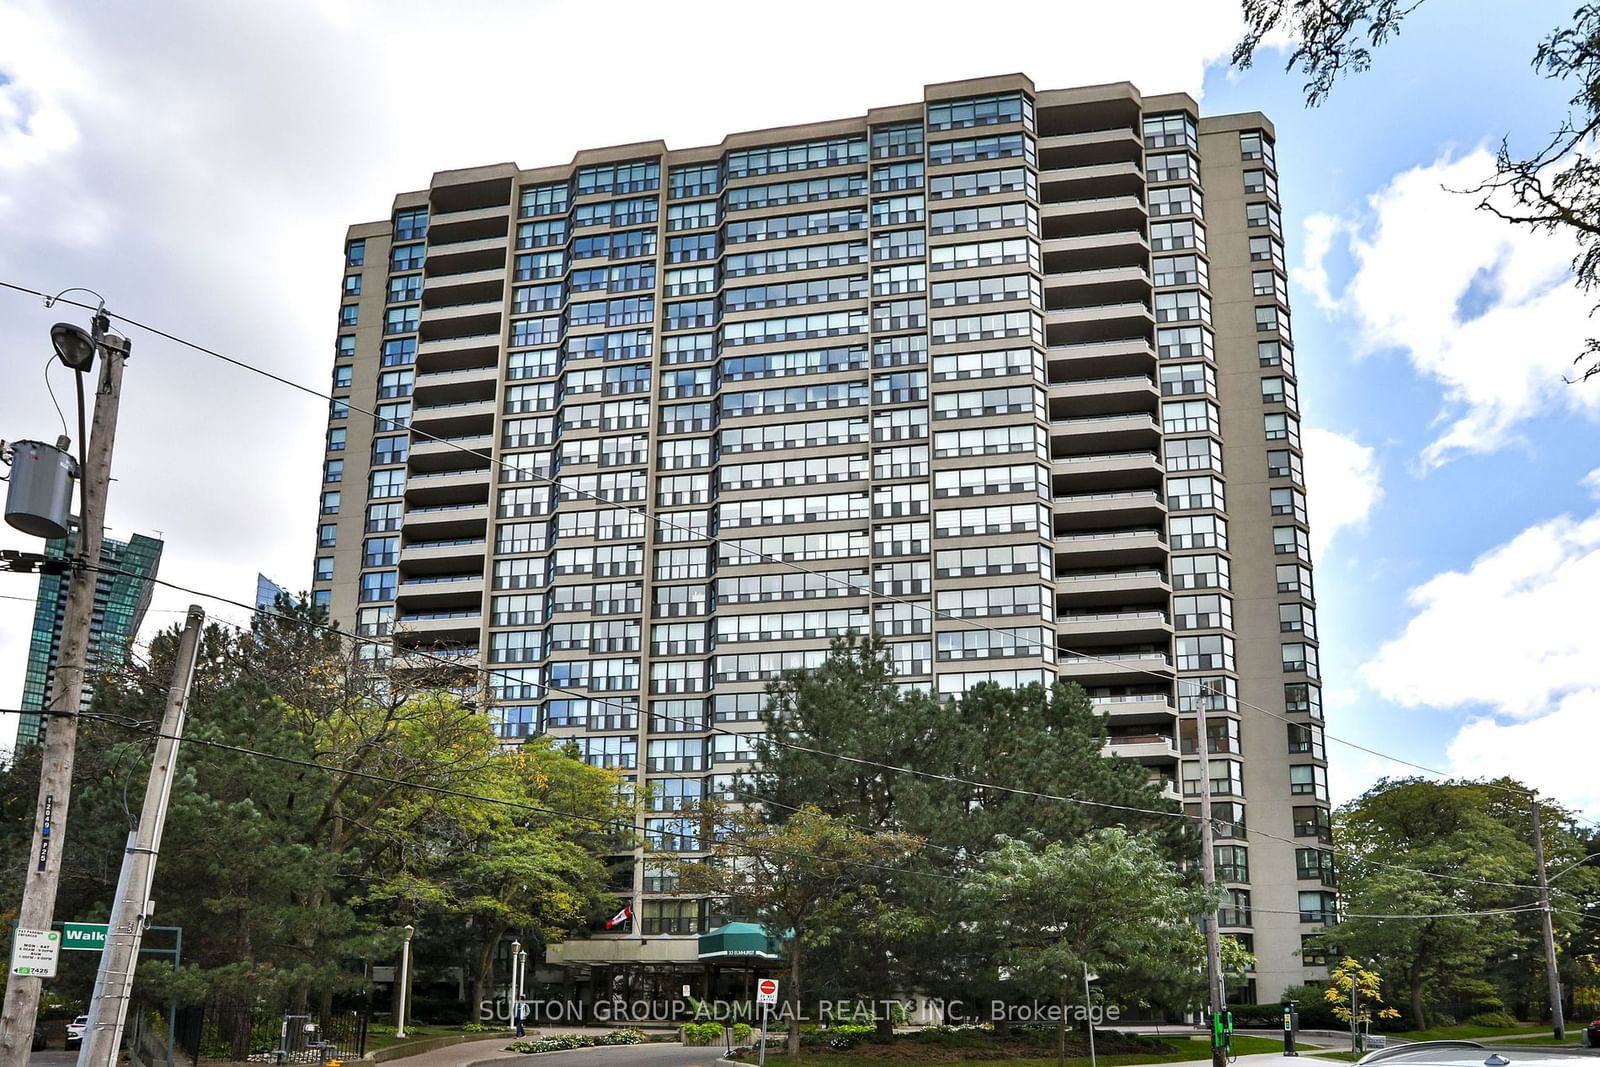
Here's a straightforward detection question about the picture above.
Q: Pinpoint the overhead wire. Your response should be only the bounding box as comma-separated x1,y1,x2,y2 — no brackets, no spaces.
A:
50,558,1554,894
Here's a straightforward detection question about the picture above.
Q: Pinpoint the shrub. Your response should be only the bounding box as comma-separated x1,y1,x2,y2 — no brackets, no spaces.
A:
732,1023,753,1043
598,1028,647,1045
1466,1011,1520,1029
458,1022,500,1033
681,1023,725,1046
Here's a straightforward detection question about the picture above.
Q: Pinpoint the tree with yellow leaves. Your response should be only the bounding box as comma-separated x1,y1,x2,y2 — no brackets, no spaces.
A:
1325,957,1402,1052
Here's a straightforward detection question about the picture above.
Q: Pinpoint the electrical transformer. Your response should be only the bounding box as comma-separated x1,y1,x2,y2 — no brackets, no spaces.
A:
5,439,78,539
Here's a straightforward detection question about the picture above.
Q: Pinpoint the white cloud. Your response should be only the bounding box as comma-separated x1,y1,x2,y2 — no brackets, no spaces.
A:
1584,466,1600,500
1446,690,1600,818
0,0,1251,750
1302,426,1383,559
1296,149,1600,469
1361,502,1600,718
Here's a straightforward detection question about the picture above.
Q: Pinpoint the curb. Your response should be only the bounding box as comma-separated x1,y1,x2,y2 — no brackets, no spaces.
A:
367,1032,518,1062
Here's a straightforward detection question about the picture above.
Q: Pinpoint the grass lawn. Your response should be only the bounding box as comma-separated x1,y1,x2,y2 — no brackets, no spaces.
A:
1388,1023,1544,1042
748,1034,1308,1067
1482,1033,1582,1047
1306,1053,1363,1063
365,1024,510,1052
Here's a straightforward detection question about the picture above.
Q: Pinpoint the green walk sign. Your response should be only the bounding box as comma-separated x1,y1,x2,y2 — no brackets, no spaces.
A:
61,922,109,951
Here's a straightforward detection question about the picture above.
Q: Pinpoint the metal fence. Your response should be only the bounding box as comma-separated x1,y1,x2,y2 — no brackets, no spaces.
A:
174,1002,367,1063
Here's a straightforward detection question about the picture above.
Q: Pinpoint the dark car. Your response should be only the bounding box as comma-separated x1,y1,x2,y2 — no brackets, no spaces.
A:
1582,1018,1600,1048
32,1024,48,1052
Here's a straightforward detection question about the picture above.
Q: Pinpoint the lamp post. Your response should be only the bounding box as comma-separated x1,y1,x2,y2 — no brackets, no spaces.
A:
510,940,522,1029
396,926,415,1039
1082,965,1098,1067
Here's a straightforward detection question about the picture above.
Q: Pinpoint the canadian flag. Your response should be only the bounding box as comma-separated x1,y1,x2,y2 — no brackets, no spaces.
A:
605,905,632,929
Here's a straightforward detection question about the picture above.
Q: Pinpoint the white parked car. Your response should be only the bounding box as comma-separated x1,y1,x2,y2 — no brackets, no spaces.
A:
65,1015,88,1047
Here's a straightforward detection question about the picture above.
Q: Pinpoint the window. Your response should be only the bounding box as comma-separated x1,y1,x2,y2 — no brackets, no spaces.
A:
1288,722,1326,759
929,92,1030,131
1214,845,1250,883
1174,594,1232,631
346,240,365,266
1265,411,1301,446
872,121,925,158
1285,682,1322,718
726,136,866,178
1171,553,1230,590
320,490,340,515
1246,201,1283,236
1144,113,1197,149
338,304,358,326
1267,449,1303,482
1157,326,1213,360
1276,562,1313,595
1177,633,1234,671
359,570,396,603
1150,219,1205,252
322,458,343,483
1282,642,1320,676
1290,765,1328,800
1294,805,1333,842
1240,130,1276,169
366,501,401,532
394,207,427,240
927,132,1034,166
1153,254,1208,287
1270,487,1307,522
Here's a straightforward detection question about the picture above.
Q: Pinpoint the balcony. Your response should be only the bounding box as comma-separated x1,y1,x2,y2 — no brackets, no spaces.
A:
1043,231,1149,277
1053,488,1165,529
1047,337,1156,381
1047,373,1158,418
1104,733,1180,766
1090,692,1178,727
411,397,495,437
1045,300,1153,346
402,501,489,540
1049,411,1160,454
1039,160,1144,200
395,572,485,611
393,609,482,642
1041,197,1147,240
420,303,502,344
1054,526,1166,568
427,204,511,248
1051,450,1163,493
1058,649,1172,686
1057,608,1172,644
404,466,491,508
1044,264,1150,307
1055,566,1170,608
423,237,506,277
399,536,489,575
422,268,504,309
413,364,498,405
410,432,494,472
1037,127,1143,168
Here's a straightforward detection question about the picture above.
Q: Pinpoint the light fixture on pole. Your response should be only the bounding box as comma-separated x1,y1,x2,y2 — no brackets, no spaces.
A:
396,926,415,1039
49,322,98,371
510,940,522,1023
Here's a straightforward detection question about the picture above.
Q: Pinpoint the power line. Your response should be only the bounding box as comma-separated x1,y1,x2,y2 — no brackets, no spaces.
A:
36,706,956,885
0,279,1546,805
53,559,1550,895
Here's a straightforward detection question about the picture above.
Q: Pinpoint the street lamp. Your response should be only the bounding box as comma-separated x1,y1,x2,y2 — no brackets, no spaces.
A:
510,939,522,1025
396,925,415,1039
50,322,98,371
1083,965,1099,1067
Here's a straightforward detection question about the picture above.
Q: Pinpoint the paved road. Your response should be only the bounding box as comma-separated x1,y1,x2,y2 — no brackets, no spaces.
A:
453,1041,729,1067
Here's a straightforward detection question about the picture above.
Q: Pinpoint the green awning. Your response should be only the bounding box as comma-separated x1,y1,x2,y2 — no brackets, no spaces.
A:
697,922,784,960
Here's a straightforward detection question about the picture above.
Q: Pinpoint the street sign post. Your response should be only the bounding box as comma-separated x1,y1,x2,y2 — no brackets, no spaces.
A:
9,928,60,977
756,979,779,1067
62,922,110,951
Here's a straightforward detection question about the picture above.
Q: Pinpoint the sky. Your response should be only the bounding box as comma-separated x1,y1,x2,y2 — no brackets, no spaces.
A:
1,0,1597,818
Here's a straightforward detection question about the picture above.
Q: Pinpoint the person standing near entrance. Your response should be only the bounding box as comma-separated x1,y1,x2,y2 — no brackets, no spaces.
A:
515,997,529,1037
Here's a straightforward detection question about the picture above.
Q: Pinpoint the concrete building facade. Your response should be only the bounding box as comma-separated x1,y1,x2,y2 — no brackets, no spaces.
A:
311,74,1332,1002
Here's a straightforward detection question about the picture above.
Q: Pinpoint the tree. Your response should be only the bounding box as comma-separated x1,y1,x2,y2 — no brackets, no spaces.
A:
1321,777,1599,1028
749,638,1191,1026
1323,957,1401,1051
676,805,922,1055
1233,0,1600,382
964,830,1215,1067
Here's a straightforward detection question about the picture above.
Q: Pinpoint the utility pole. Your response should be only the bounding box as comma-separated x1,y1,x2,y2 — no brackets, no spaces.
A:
1530,796,1565,1041
0,321,130,1067
1192,684,1226,1067
79,606,205,1067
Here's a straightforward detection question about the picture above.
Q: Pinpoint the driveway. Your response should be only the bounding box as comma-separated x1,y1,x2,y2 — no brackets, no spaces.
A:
28,1050,77,1067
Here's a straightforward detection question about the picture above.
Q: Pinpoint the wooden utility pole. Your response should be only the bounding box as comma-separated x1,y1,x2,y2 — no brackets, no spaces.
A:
0,327,129,1067
1193,685,1226,1067
1530,797,1565,1041
79,606,205,1067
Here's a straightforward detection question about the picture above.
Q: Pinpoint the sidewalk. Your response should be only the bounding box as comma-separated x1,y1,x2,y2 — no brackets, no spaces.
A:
370,1027,628,1067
